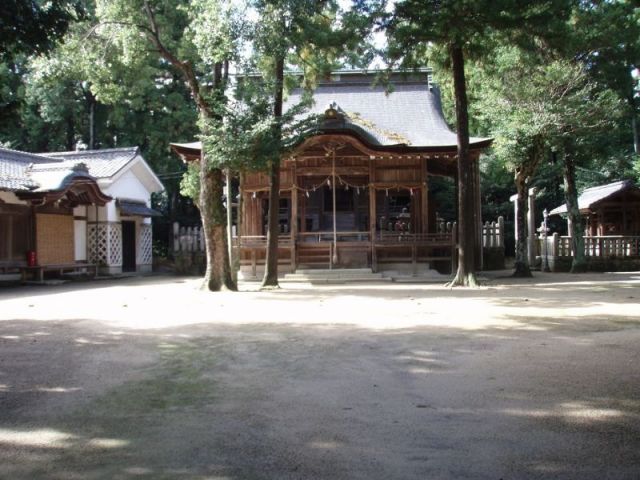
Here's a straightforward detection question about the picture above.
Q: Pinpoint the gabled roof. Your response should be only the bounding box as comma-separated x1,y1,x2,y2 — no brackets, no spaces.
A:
284,73,490,149
43,147,140,179
1,146,163,200
170,70,492,161
549,180,638,215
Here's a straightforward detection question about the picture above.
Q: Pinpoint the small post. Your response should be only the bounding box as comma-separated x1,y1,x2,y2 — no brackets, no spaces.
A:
497,216,504,248
542,208,550,272
173,222,180,253
527,187,537,266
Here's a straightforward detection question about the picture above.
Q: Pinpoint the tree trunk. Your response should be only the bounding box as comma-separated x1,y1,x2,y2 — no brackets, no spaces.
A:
261,56,285,289
88,99,95,150
447,44,478,287
199,160,237,291
198,62,237,292
65,115,75,151
632,105,639,155
513,171,532,277
83,87,97,150
562,145,586,273
262,160,281,287
140,2,235,291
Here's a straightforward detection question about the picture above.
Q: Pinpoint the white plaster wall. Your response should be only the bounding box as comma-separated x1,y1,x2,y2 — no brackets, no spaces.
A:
73,206,88,261
0,191,27,204
86,205,108,222
74,220,87,261
73,205,87,217
101,169,152,223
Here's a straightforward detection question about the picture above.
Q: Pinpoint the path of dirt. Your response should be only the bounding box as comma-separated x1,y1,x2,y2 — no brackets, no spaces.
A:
0,271,639,479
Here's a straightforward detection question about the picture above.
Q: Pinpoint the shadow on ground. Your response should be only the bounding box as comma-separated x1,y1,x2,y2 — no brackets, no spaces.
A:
1,310,639,479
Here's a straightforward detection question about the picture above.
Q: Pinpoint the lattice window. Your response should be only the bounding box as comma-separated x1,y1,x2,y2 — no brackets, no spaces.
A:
109,223,122,266
87,223,108,265
138,224,153,265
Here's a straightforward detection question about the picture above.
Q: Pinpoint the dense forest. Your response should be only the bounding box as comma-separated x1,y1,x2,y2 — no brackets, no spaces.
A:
1,1,638,287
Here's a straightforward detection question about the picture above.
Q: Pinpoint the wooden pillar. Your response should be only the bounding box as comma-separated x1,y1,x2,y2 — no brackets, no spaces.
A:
369,159,377,271
291,162,298,271
301,187,306,233
421,157,429,234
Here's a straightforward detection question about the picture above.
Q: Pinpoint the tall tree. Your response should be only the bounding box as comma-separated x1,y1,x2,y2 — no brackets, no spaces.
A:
469,48,623,274
386,0,573,286
91,0,240,291
250,0,367,288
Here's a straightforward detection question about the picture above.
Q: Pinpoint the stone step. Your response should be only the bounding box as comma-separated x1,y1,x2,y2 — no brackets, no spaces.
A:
283,268,390,283
282,276,391,284
294,268,374,275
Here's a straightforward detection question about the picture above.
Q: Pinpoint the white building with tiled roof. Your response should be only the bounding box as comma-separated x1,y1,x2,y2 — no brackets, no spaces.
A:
0,146,163,279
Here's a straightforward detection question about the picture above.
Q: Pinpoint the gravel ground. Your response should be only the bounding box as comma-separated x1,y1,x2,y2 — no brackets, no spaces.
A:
0,271,639,479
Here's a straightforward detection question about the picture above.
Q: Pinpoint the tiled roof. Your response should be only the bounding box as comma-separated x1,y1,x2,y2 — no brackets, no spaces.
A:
1,146,140,193
171,70,492,158
549,180,636,215
117,198,162,217
0,147,53,191
285,80,489,148
43,147,139,178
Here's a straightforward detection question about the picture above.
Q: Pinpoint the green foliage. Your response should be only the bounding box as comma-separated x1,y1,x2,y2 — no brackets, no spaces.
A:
0,0,85,61
463,45,626,236
386,0,573,66
180,162,200,201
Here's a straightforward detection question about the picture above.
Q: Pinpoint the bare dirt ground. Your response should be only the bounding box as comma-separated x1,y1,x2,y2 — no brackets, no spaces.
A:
0,271,639,480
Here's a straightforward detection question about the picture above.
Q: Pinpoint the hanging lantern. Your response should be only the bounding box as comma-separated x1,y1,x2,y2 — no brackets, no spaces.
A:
305,191,309,198
252,191,256,199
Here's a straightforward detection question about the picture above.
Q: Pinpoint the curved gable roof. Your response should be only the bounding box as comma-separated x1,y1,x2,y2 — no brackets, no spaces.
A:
284,75,490,149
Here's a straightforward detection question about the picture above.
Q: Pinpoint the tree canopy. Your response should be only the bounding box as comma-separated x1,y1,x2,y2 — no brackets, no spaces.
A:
1,0,638,285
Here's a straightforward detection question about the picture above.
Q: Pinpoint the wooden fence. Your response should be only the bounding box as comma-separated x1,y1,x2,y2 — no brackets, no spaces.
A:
541,234,640,259
482,216,504,248
173,223,205,253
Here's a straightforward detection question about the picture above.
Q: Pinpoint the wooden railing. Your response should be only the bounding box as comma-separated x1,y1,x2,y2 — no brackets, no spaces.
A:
542,234,640,258
234,235,293,248
375,232,454,245
297,231,370,243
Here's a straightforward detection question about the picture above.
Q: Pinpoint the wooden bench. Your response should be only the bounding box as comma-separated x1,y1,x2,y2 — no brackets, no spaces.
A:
21,263,98,283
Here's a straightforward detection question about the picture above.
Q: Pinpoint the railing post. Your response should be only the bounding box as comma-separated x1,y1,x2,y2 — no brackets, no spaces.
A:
173,222,179,253
329,242,333,270
599,236,604,258
451,221,458,273
552,233,559,259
